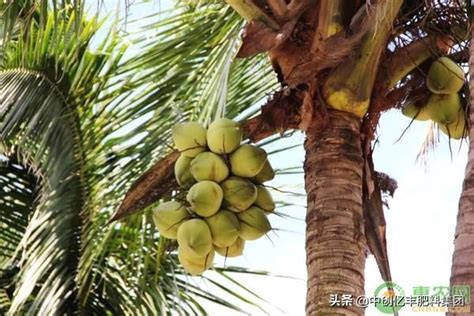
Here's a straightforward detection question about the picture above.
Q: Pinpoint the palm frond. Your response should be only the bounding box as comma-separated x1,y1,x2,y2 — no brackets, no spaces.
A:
0,155,37,314
0,1,86,59
0,156,38,267
0,8,124,313
0,68,84,313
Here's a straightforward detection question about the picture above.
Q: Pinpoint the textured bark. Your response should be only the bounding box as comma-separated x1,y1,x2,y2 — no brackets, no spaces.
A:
448,27,474,316
304,110,366,315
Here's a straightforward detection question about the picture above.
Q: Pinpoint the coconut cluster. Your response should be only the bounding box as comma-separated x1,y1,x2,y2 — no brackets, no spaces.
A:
401,57,467,139
152,118,275,275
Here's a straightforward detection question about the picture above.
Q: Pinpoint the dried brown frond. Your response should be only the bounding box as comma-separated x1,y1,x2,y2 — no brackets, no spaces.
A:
242,89,302,142
375,171,398,198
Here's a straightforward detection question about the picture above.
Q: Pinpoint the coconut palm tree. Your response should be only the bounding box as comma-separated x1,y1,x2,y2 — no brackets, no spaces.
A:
449,13,474,316
1,1,470,315
0,2,279,314
111,1,469,315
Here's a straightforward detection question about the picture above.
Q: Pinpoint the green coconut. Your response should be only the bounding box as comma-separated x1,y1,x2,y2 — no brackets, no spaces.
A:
189,151,229,183
178,247,215,275
425,93,462,125
221,176,257,212
205,210,241,248
174,154,196,188
251,159,275,183
229,144,267,178
255,185,275,212
207,118,243,154
426,57,465,94
215,238,245,258
401,102,430,121
177,219,213,257
152,201,190,239
186,181,223,217
439,114,467,140
237,206,271,241
172,122,207,157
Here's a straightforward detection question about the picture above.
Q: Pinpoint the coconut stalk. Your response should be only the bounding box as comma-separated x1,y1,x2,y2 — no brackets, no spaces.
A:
384,38,435,90
316,0,345,38
323,1,404,118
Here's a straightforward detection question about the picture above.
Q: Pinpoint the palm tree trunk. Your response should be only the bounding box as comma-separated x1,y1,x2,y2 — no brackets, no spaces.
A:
448,27,474,316
304,109,366,315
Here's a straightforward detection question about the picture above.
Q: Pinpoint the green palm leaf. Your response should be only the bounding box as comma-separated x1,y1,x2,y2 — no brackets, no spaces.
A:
0,156,38,265
1,67,84,313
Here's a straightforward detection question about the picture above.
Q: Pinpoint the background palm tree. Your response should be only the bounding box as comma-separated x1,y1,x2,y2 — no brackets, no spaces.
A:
0,1,285,314
449,12,474,316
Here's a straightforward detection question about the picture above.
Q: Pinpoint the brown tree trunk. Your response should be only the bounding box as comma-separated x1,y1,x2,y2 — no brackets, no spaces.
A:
448,27,474,316
304,109,366,315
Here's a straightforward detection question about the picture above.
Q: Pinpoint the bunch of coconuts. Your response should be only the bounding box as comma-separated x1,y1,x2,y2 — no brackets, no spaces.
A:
402,57,467,139
152,118,275,275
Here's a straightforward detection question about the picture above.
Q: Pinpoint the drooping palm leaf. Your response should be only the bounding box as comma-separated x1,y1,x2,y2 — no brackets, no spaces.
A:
0,156,38,266
0,67,85,313
0,155,38,315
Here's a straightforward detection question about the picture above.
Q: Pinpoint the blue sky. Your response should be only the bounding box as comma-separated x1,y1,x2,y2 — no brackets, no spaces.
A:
89,1,468,315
